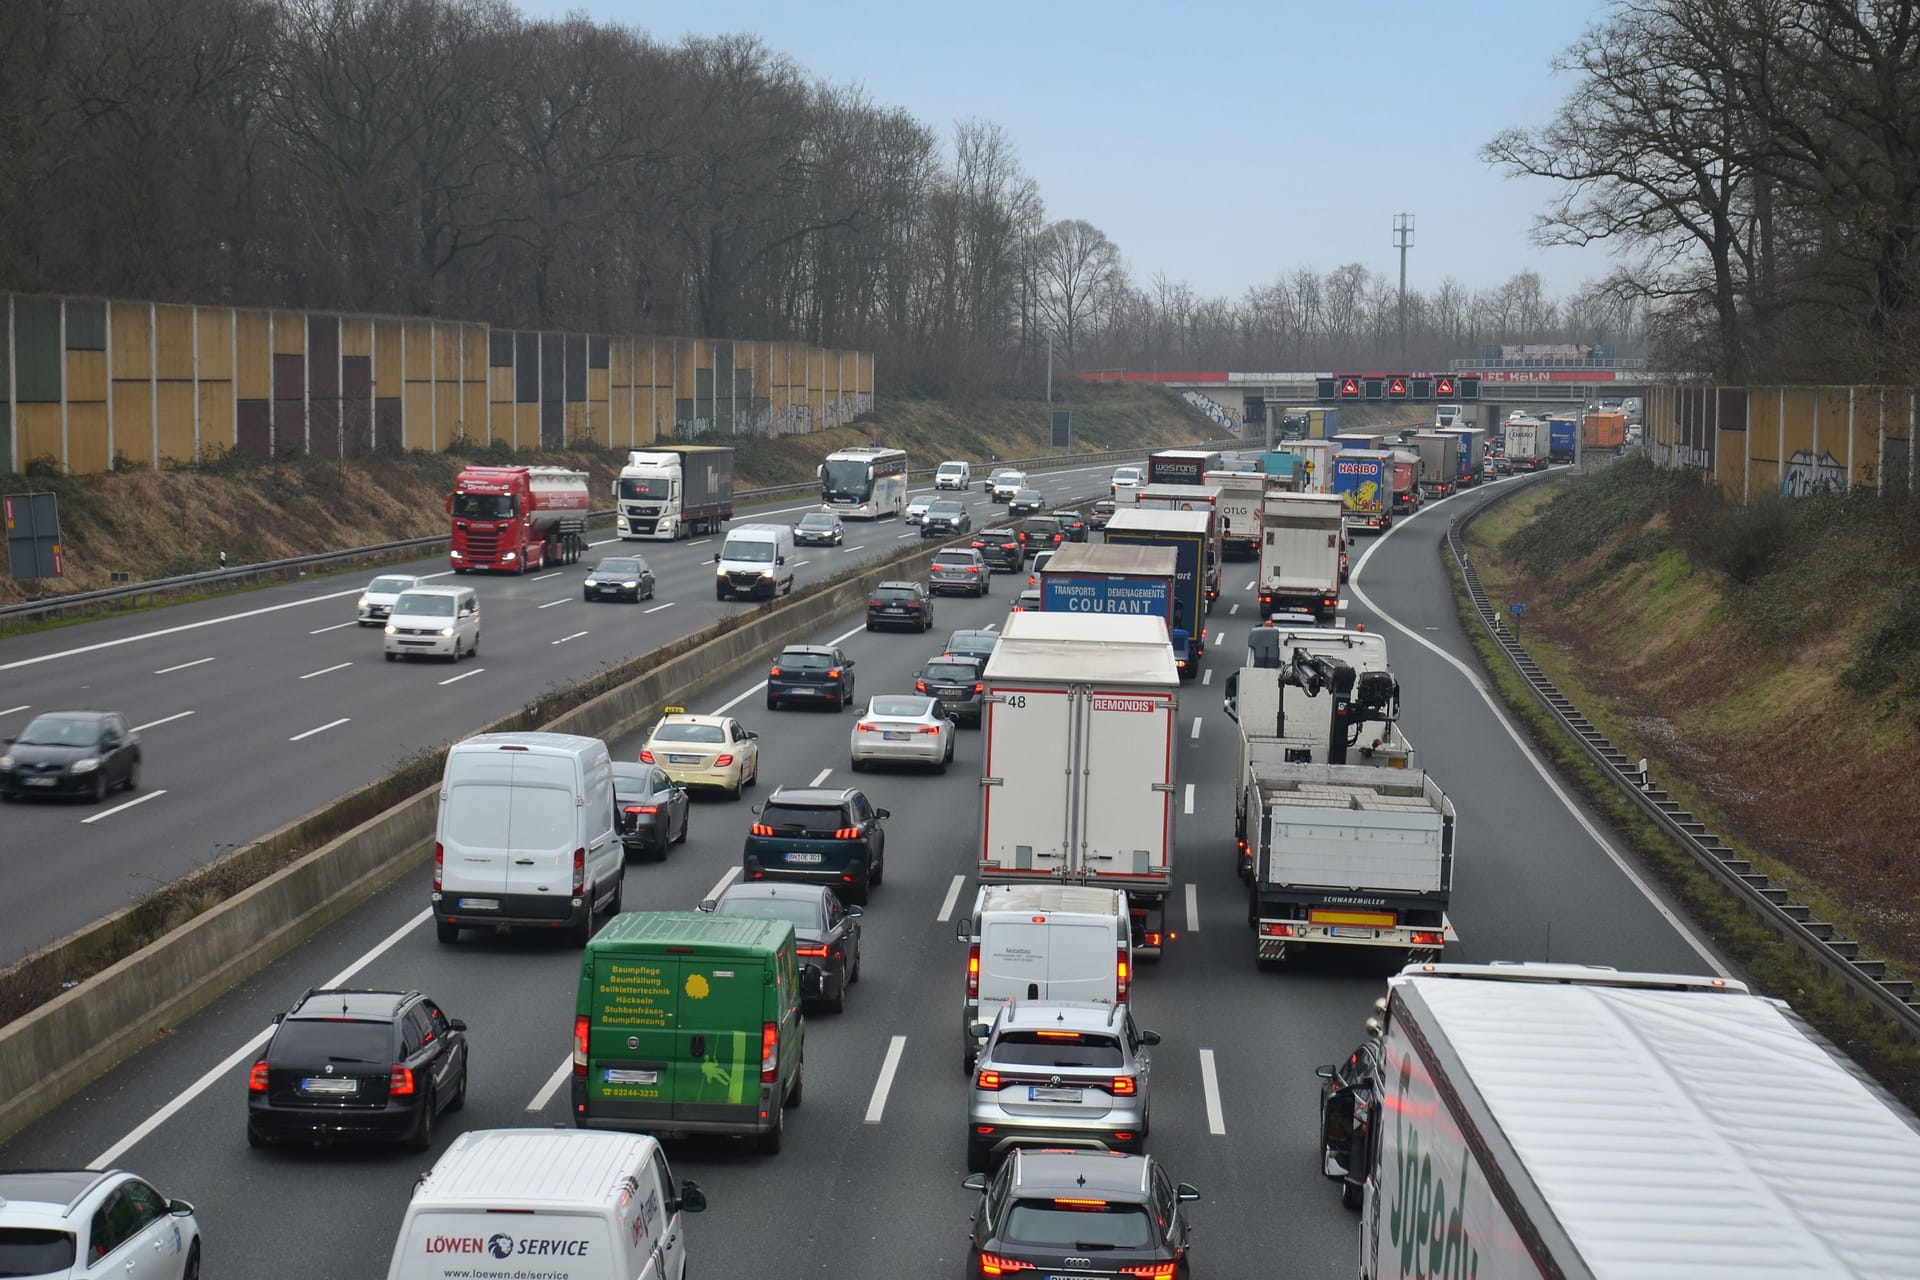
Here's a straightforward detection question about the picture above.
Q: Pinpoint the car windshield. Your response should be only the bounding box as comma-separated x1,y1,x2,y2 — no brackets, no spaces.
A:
928,502,963,516
593,559,641,576
14,716,99,747
270,1018,391,1065
653,723,726,744
874,586,919,600
991,1031,1125,1068
924,662,979,683
0,1227,77,1273
1016,490,1040,501
757,803,848,833
869,696,933,719
724,540,776,563
393,592,455,617
618,476,667,499
933,553,976,568
777,651,834,670
939,464,966,475
714,895,822,929
368,576,415,594
1003,1201,1155,1249
452,492,515,518
797,513,837,529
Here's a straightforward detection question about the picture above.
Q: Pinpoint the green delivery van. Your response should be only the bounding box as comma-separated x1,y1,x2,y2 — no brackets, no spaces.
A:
572,911,805,1153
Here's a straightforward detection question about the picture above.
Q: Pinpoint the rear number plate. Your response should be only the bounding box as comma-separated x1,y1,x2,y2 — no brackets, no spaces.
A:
1029,1086,1083,1103
668,754,701,764
785,852,823,864
604,1068,658,1085
458,898,499,910
884,731,910,741
1329,926,1373,938
301,1077,358,1094
25,777,56,786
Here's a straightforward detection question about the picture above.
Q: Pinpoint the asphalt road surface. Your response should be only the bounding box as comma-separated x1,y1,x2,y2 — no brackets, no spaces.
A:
0,470,1739,1278
0,465,1117,963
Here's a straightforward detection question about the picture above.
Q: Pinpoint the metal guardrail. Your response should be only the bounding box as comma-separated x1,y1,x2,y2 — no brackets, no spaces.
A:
0,439,1246,630
1448,489,1920,1040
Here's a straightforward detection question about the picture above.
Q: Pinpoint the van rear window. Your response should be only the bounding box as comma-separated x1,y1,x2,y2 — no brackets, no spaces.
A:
445,782,575,851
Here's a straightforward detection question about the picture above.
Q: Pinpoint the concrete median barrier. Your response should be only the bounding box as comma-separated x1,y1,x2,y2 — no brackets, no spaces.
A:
0,536,951,1143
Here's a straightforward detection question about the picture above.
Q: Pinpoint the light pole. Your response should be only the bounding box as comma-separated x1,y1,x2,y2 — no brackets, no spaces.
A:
1393,213,1415,363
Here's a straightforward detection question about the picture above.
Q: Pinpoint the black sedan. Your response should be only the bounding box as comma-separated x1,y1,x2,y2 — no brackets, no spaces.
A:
1008,488,1044,516
582,556,656,602
0,710,141,803
613,762,690,860
793,511,846,546
700,882,863,1012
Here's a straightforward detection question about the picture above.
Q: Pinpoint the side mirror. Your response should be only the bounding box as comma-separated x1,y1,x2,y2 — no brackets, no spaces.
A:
698,899,718,913
1139,1030,1162,1046
678,1180,707,1214
967,1022,992,1039
776,555,786,565
1175,1183,1201,1203
168,1200,196,1217
844,658,856,669
2,737,12,746
272,1012,284,1024
956,918,971,943
961,1173,988,1192
846,904,864,917
713,552,722,563
874,807,890,820
448,1018,468,1032
745,731,759,740
1315,1064,1335,1079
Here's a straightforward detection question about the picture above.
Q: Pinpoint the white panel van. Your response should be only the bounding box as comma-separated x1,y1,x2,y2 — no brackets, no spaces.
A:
935,460,972,490
435,733,621,946
713,524,795,601
955,884,1131,1073
385,1128,707,1280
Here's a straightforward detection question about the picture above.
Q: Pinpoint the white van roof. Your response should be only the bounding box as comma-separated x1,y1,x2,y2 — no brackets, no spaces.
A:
977,884,1126,917
452,731,607,757
411,1129,659,1208
726,524,788,539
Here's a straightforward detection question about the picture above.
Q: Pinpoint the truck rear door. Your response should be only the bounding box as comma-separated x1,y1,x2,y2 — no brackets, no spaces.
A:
983,683,1074,876
586,952,681,1121
1078,690,1174,883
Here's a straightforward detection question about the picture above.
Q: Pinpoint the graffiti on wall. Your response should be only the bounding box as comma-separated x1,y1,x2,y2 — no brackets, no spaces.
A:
1654,442,1714,471
1779,448,1848,497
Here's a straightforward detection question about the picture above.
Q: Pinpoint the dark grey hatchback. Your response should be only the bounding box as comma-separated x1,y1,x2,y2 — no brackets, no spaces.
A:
915,655,986,727
767,644,857,710
962,1148,1199,1278
0,711,141,803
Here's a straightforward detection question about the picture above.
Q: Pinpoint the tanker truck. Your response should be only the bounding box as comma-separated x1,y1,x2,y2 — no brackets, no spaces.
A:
448,464,590,573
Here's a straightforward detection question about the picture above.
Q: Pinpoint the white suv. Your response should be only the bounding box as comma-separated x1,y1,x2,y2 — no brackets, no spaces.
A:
356,573,422,625
0,1169,202,1277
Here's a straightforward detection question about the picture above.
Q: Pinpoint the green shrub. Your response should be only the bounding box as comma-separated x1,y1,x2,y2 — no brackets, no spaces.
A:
1842,584,1920,714
1671,486,1795,585
1506,456,1690,574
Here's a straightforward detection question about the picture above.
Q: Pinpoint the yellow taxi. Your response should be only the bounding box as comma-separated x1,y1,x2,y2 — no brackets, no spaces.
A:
639,708,761,799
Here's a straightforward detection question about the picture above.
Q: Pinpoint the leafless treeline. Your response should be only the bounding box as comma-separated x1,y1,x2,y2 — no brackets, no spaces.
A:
1487,0,1920,383
1,0,1634,392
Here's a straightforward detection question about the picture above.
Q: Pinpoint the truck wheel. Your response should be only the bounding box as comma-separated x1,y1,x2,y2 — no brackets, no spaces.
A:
965,1138,992,1174
716,586,728,601
1342,1179,1364,1210
756,1101,784,1154
436,920,460,944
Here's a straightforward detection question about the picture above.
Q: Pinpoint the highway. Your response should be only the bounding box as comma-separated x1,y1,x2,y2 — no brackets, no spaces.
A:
0,463,1117,964
0,472,1735,1277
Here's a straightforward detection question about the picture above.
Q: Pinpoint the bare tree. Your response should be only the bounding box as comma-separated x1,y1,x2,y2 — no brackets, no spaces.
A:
1032,218,1121,357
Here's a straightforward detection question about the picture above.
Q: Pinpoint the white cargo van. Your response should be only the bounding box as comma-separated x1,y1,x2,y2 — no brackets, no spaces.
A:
384,584,479,662
713,523,795,600
935,460,972,490
955,884,1131,1073
385,1128,707,1280
434,732,622,946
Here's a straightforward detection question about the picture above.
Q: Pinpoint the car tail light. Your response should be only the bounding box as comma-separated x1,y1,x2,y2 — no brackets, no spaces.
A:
869,599,883,608
768,666,782,677
974,682,985,693
752,823,774,836
835,827,862,839
715,753,735,767
1145,931,1162,947
573,1014,589,1076
1120,1265,1178,1279
915,680,927,693
975,1069,1002,1090
978,1254,1025,1277
1001,542,1016,551
433,843,443,890
639,749,656,764
1261,922,1297,937
918,726,940,735
389,1064,416,1096
1116,954,1130,1001
796,943,829,958
248,1060,269,1092
827,668,842,679
1110,1074,1138,1096
1410,930,1445,947
857,724,875,733
572,848,586,895
624,804,659,816
967,944,980,997
761,1022,778,1083
966,565,980,573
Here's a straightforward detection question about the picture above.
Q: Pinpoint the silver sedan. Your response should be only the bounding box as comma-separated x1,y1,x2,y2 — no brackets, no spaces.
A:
850,694,956,773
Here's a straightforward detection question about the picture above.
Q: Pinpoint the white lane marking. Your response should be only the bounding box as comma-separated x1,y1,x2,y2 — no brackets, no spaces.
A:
864,1035,908,1124
289,717,349,741
439,668,486,685
527,1058,573,1112
1244,579,1255,591
937,874,966,923
703,865,741,903
538,598,570,609
0,704,29,715
689,539,711,546
154,657,216,674
530,571,562,581
551,631,589,645
895,532,916,540
80,789,168,825
1229,603,1240,615
829,623,865,644
1339,598,1349,609
298,661,352,680
643,601,675,614
1184,784,1195,815
91,906,431,1168
1347,480,1727,974
710,682,768,716
1201,668,1212,686
308,620,358,634
791,559,809,567
1199,1049,1226,1135
1185,882,1200,931
1190,717,1203,740
130,711,195,733
809,767,833,786
588,537,617,547
983,622,998,632
4,586,368,670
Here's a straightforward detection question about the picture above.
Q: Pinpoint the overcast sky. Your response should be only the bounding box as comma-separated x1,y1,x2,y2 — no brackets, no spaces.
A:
512,0,1608,303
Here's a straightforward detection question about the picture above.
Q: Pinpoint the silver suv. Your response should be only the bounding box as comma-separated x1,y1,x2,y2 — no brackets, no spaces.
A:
930,547,990,597
965,1000,1159,1172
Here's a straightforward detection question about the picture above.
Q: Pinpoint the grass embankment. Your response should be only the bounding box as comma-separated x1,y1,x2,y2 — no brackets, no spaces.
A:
1457,458,1920,1105
0,383,1216,603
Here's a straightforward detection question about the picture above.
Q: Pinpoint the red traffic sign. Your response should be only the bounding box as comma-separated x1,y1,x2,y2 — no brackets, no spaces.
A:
1339,377,1360,397
1435,376,1455,396
1387,377,1408,397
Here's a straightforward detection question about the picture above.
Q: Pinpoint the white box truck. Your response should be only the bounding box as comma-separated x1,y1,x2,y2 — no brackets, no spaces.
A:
1257,492,1345,621
1410,431,1461,496
1503,416,1551,470
1205,468,1269,561
1321,963,1920,1278
979,611,1179,961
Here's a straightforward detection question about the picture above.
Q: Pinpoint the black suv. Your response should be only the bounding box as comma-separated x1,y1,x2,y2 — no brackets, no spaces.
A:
962,1149,1199,1275
744,786,889,905
1049,509,1090,541
916,654,986,727
920,498,973,537
247,988,469,1151
972,528,1025,572
1020,514,1070,553
767,645,857,710
867,580,933,632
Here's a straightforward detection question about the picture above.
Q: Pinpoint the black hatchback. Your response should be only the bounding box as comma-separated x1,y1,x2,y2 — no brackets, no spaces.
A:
767,645,857,710
867,580,933,632
0,710,141,803
963,1149,1199,1278
916,655,985,727
247,988,469,1151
